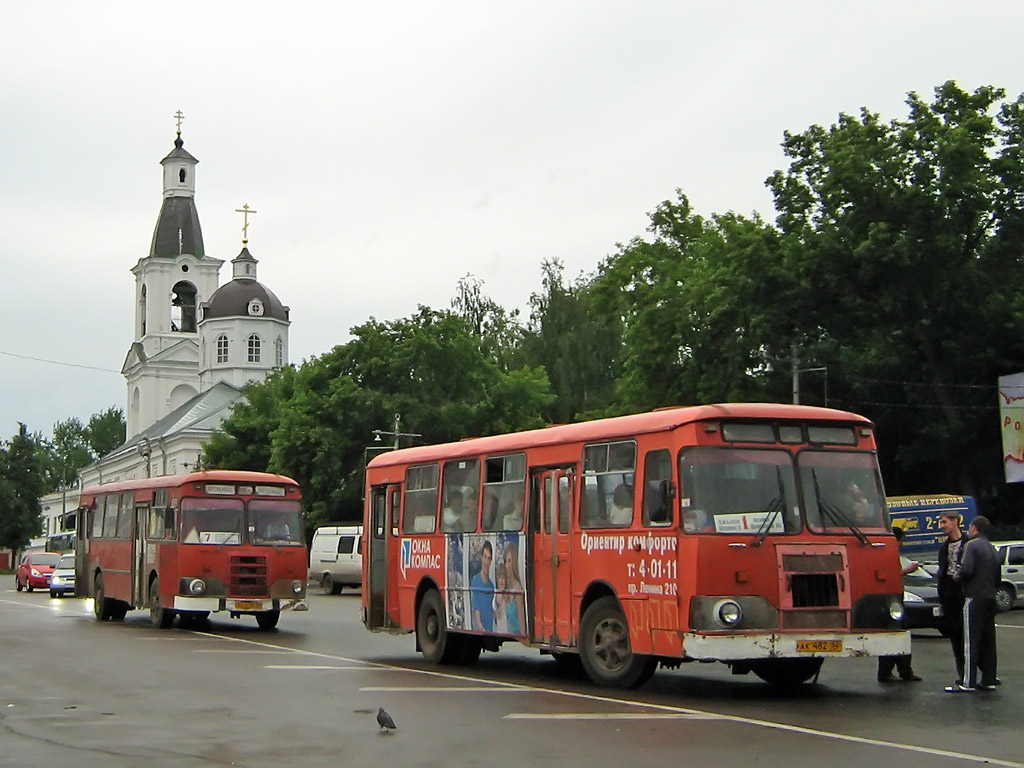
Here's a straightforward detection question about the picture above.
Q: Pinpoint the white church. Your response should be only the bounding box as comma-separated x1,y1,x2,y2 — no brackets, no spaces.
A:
84,125,291,485
31,122,292,552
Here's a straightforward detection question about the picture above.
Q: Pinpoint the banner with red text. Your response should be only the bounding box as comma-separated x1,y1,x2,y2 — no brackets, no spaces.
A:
999,372,1024,483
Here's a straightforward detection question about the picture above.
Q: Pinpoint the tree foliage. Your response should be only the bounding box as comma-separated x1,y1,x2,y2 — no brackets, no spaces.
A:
0,424,48,552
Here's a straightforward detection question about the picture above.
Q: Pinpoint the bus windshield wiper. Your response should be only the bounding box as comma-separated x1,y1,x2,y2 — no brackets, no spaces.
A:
752,467,786,547
811,469,869,545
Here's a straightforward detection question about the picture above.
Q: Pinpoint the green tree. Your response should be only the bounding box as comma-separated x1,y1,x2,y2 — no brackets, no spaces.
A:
0,424,48,553
85,407,126,457
43,418,94,493
767,81,1024,502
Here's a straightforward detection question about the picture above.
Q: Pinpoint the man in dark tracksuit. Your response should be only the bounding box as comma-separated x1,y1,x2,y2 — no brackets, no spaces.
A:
936,511,966,684
946,516,1000,692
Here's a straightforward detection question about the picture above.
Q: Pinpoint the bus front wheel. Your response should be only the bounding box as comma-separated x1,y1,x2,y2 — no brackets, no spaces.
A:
256,610,280,630
149,577,175,629
749,658,823,686
93,573,112,621
579,596,657,688
417,589,461,664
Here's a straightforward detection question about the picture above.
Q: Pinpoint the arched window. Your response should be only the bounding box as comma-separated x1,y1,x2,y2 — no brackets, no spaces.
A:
275,336,284,367
170,281,197,332
248,334,261,363
179,167,187,183
140,285,147,336
217,334,229,363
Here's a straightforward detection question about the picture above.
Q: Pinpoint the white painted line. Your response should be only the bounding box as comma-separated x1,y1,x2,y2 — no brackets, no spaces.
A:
505,713,717,720
361,686,527,692
195,649,300,654
265,665,369,670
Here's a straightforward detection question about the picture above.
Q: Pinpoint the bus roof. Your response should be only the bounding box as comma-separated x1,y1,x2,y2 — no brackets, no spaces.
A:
79,469,299,497
367,403,872,469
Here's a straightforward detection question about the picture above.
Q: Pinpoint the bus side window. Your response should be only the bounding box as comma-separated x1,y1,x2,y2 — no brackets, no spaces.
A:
404,464,439,534
102,494,119,538
642,449,674,527
91,500,104,538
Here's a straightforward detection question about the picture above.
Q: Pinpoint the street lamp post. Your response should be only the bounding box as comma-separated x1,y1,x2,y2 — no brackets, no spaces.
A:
372,414,421,450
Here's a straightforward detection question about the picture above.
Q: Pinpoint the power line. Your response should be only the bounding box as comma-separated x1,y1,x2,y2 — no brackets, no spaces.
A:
0,349,121,374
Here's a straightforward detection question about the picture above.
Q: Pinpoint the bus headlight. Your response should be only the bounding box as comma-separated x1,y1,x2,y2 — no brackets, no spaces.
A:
188,579,207,596
713,599,743,627
889,599,904,621
291,580,304,595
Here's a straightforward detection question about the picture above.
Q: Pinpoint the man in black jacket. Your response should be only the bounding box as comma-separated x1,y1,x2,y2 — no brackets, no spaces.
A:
936,511,966,685
946,515,1000,692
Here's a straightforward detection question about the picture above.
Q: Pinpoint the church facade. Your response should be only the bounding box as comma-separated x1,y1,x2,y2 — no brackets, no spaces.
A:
77,125,290,489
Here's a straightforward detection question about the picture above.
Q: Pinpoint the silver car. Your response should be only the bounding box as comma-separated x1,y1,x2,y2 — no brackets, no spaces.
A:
993,540,1024,612
49,553,76,598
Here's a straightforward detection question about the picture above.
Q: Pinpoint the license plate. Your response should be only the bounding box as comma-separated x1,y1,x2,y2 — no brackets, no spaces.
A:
234,600,263,610
797,639,842,653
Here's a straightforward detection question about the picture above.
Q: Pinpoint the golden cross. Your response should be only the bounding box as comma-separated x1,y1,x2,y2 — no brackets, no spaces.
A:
174,109,185,135
235,203,257,244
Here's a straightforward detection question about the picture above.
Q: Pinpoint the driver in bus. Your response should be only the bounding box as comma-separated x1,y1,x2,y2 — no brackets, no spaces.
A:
263,513,291,540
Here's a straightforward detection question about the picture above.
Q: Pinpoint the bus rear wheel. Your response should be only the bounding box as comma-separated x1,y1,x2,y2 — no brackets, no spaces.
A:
417,589,462,664
749,658,823,686
579,596,657,688
149,577,175,629
256,610,280,630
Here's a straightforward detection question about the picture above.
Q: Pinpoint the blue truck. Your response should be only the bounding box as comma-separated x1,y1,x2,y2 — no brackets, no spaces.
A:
886,495,978,557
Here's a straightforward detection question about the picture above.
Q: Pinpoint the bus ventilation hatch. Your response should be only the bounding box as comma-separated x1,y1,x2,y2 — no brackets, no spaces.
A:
230,555,268,596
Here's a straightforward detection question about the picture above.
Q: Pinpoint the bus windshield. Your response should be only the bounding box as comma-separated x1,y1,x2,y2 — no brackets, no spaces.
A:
249,499,304,545
679,447,800,535
799,450,888,534
181,498,244,545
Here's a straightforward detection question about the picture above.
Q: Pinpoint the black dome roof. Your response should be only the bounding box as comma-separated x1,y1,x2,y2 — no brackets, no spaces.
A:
204,278,289,321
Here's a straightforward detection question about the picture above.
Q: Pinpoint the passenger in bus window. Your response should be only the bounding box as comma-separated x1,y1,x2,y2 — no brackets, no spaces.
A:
263,513,291,540
442,489,475,532
609,484,634,525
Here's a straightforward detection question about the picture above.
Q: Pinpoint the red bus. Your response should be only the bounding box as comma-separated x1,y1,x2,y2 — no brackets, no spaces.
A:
75,470,307,630
362,403,910,687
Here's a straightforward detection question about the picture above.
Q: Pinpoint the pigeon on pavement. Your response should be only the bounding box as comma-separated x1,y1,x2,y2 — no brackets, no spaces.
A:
377,707,397,731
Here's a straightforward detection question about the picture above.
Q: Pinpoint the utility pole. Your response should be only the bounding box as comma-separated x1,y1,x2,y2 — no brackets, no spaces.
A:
372,414,421,450
791,342,828,405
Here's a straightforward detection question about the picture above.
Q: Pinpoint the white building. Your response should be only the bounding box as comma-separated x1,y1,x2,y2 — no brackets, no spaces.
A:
75,125,290,490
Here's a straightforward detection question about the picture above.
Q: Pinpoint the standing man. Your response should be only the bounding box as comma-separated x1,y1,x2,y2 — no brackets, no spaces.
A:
936,510,966,686
878,527,922,682
946,515,1000,692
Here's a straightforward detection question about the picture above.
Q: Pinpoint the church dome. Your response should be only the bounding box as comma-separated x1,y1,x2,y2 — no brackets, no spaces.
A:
203,278,289,321
202,246,289,321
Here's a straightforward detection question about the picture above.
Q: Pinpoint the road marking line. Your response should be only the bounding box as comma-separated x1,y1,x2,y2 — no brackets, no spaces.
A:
506,712,717,720
180,628,1024,768
265,665,370,670
195,649,299,654
361,686,527,692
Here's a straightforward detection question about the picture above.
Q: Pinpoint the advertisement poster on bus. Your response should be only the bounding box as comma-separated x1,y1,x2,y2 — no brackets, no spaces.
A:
446,532,526,637
999,372,1024,483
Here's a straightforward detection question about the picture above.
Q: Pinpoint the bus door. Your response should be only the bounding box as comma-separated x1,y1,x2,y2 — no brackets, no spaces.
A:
529,467,574,646
133,504,149,607
367,484,401,630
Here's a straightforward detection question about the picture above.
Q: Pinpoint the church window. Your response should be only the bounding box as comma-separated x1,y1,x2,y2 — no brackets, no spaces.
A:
140,285,147,335
248,334,261,363
170,281,198,332
217,334,229,363
179,167,187,183
275,336,284,367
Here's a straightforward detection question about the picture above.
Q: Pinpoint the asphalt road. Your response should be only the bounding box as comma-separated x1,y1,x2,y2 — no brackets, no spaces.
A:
2,584,1022,768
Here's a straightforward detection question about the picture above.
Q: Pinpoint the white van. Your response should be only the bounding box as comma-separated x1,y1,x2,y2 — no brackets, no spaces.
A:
309,525,363,595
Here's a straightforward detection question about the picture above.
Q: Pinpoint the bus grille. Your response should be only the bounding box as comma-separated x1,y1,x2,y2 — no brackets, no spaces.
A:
790,573,840,607
230,555,268,596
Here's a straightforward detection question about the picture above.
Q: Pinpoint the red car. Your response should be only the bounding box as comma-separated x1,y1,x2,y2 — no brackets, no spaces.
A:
15,552,61,592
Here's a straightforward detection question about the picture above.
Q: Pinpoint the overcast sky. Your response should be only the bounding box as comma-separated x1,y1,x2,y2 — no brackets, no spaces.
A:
2,1,1023,442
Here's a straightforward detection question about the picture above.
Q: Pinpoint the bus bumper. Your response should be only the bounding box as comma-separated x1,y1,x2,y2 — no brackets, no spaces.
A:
170,597,306,613
680,630,911,660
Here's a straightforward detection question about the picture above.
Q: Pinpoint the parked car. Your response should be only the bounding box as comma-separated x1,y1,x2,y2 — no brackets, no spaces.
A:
309,525,363,594
15,552,61,592
48,553,76,598
902,564,946,634
992,540,1024,612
